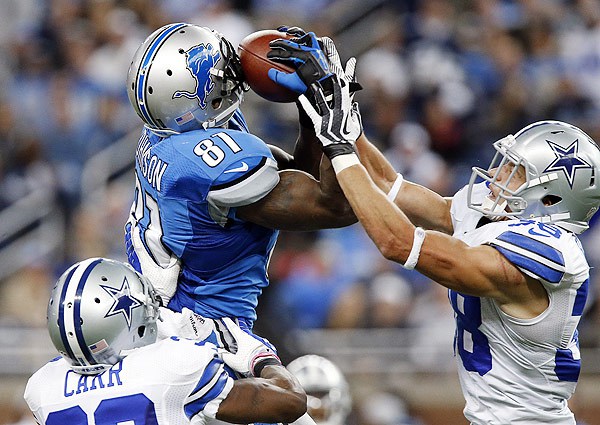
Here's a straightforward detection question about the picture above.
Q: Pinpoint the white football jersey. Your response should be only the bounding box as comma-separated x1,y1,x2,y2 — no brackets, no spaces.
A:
24,337,234,425
449,183,589,425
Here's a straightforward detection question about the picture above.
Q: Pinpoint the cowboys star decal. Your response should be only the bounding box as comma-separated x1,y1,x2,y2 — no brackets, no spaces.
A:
544,139,592,188
101,277,142,329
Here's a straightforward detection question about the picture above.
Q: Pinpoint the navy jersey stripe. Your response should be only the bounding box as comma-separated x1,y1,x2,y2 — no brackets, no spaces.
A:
189,356,223,396
555,347,580,382
184,370,229,418
211,156,268,191
496,231,565,266
492,245,565,283
572,279,588,316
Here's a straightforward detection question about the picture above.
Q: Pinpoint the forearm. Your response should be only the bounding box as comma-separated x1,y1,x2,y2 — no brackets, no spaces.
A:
354,133,398,193
318,155,356,219
395,182,454,233
333,161,502,297
292,109,323,178
216,366,306,423
260,365,305,396
335,163,415,263
237,170,356,230
355,134,453,233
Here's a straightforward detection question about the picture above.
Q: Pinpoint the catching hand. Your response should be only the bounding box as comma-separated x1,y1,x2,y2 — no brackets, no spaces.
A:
320,36,362,97
298,75,363,160
216,317,281,377
125,221,180,306
267,30,331,94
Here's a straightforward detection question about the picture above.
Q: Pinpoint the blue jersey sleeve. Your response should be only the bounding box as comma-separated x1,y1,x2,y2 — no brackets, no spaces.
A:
159,128,278,204
205,131,279,208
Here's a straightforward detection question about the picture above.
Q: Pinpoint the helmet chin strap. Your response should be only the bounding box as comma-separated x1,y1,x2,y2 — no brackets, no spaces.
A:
481,195,508,221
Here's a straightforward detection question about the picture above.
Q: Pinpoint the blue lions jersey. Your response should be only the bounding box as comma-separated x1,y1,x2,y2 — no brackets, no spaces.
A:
128,111,280,323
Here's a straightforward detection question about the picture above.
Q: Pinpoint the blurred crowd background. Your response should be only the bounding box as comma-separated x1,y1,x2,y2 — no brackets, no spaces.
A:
1,0,600,424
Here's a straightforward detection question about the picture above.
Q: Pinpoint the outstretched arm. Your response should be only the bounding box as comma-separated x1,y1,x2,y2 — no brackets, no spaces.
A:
297,79,546,318
290,109,324,179
237,163,356,231
354,133,453,233
329,162,545,315
267,30,452,233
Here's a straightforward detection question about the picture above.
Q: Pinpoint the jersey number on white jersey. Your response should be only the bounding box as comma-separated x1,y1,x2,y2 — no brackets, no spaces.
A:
46,393,157,424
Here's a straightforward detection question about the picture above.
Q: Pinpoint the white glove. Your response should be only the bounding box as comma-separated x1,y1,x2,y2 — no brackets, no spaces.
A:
321,37,357,93
125,220,180,306
157,307,215,341
298,75,362,159
216,317,281,377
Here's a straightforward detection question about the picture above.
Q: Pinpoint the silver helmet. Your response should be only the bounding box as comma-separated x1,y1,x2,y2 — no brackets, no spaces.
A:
47,258,160,375
468,121,600,233
127,23,247,135
287,355,351,425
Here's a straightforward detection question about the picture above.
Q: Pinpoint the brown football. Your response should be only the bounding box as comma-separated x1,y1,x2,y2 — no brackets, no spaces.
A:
238,30,298,103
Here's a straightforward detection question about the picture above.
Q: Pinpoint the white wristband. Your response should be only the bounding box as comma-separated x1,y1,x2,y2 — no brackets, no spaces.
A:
403,227,425,270
386,173,404,201
331,153,360,174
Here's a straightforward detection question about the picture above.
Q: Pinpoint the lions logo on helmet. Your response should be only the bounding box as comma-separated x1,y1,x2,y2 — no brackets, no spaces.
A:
173,43,221,110
127,23,246,135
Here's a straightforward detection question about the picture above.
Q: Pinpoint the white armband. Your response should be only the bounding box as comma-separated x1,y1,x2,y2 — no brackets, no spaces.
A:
403,227,425,270
386,173,404,201
331,153,360,174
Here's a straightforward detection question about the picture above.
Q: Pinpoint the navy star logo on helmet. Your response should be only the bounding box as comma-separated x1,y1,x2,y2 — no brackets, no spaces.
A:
172,43,221,109
544,139,592,188
101,276,143,329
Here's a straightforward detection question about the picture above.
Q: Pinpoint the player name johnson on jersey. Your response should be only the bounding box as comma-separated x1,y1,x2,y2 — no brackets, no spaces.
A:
24,337,233,425
129,111,281,323
448,183,588,424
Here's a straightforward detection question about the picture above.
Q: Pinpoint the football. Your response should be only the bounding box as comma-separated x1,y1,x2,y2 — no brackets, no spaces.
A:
238,30,298,103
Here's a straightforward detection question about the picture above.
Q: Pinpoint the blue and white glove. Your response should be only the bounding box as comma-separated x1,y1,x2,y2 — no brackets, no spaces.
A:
267,29,332,94
320,36,362,97
298,75,363,160
124,220,180,306
216,317,281,377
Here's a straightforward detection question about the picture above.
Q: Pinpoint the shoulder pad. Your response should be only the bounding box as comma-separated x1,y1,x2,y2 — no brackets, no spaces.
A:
489,221,566,284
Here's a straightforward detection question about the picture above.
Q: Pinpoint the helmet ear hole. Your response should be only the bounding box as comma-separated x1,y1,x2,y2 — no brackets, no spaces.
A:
542,195,562,206
137,325,146,338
